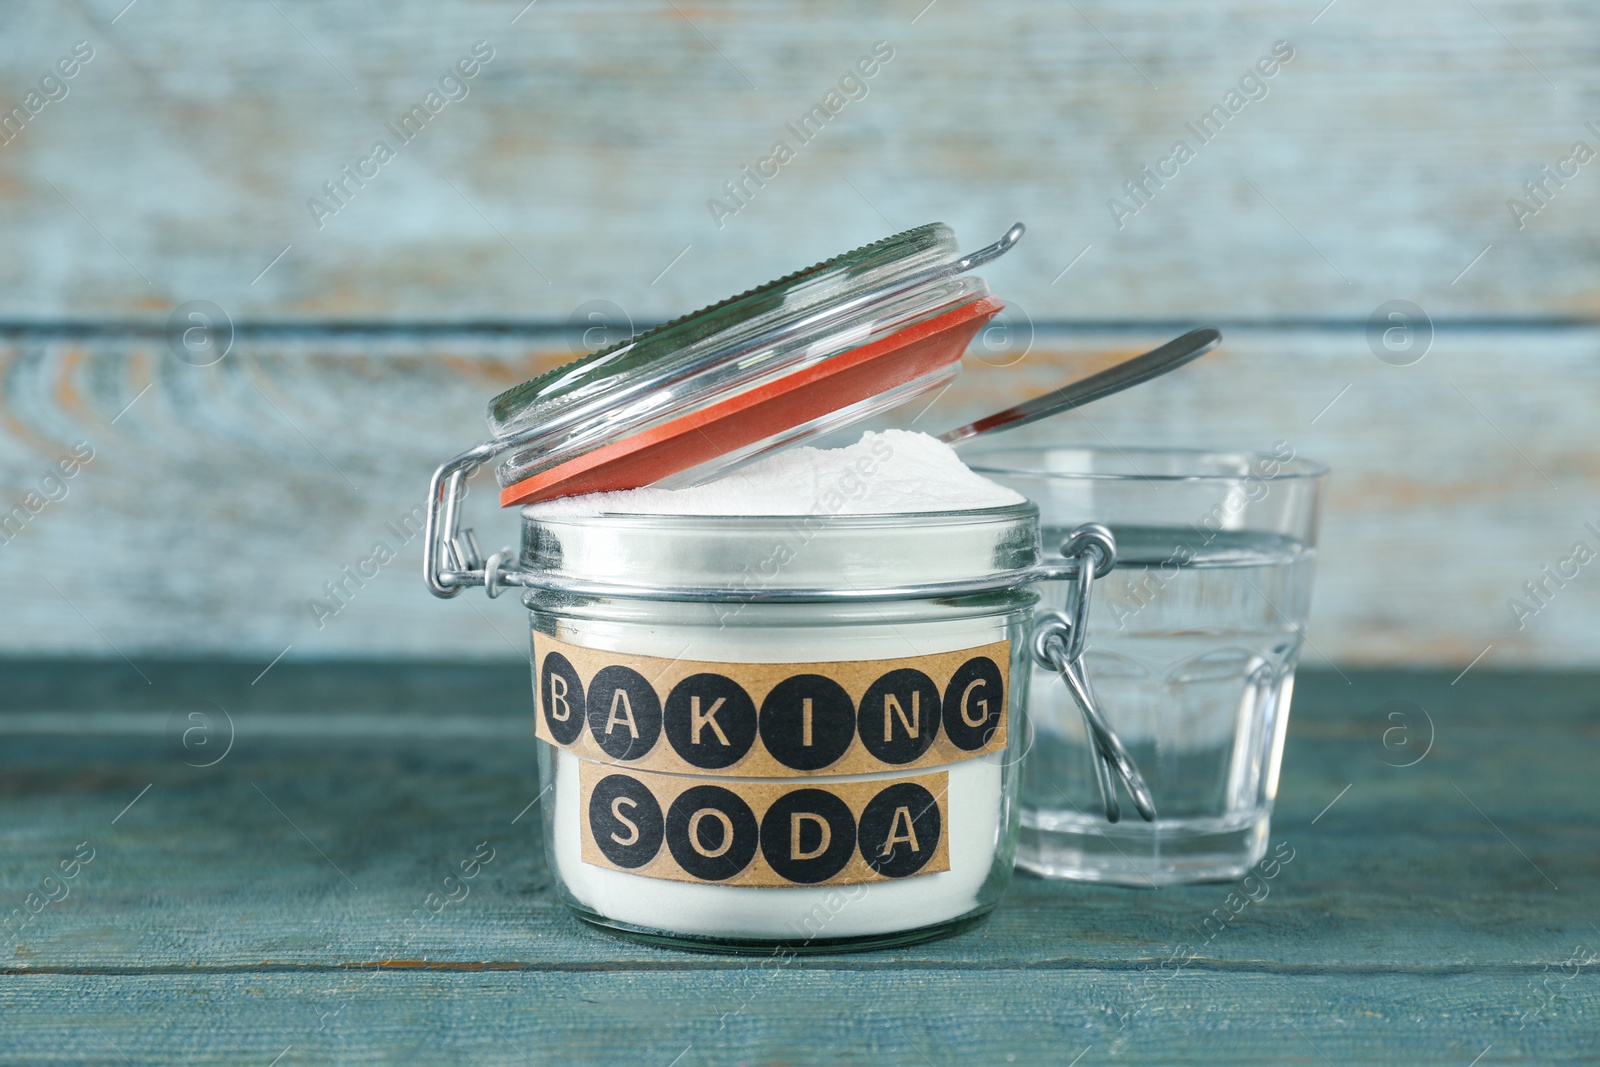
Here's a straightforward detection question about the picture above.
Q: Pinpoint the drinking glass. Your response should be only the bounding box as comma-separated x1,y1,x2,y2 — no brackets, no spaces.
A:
965,446,1327,885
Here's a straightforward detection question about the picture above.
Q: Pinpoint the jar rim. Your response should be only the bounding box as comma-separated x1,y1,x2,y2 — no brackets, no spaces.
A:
518,501,1043,598
519,500,1039,530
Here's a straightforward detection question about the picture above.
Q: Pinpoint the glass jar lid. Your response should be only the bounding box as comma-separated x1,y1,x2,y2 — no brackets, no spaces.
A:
488,222,1024,506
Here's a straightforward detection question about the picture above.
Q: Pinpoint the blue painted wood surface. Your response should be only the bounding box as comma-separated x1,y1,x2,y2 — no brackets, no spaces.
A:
1,663,1595,1063
5,325,1599,667
2,1,1597,323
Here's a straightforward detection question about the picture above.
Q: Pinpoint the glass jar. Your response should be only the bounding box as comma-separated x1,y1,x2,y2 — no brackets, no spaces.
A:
520,503,1040,952
421,221,1155,949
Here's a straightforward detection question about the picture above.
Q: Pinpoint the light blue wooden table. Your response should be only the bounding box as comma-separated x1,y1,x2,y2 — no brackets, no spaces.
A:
2,661,1594,1064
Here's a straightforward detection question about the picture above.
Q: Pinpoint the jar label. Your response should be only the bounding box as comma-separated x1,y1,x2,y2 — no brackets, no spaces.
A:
533,633,1010,776
578,761,950,887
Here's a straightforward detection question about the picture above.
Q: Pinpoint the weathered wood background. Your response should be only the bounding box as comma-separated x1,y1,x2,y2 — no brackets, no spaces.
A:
2,0,1598,665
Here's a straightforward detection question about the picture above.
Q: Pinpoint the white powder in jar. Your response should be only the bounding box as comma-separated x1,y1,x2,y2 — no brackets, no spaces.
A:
551,750,1005,941
524,429,1025,518
536,429,1024,942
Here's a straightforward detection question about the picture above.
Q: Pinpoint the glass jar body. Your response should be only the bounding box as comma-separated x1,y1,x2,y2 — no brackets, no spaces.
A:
531,591,1034,953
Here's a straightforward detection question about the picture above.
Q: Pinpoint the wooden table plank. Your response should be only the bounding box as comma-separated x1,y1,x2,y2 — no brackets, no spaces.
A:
3,971,1595,1065
2,666,1595,972
2,665,1597,1061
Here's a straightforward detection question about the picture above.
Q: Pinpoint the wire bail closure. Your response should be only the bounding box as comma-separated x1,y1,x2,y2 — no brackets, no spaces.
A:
1029,524,1156,824
424,441,500,599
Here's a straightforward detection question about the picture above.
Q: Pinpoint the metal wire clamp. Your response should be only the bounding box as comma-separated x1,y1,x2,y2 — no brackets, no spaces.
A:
1030,524,1157,824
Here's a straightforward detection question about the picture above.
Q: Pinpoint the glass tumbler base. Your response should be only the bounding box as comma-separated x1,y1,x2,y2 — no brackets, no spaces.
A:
1017,809,1271,887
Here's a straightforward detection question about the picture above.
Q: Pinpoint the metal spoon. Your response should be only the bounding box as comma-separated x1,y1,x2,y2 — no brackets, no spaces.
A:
938,326,1222,444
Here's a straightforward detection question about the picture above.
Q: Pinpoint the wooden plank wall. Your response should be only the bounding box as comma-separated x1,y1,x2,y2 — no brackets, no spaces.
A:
1,0,1597,666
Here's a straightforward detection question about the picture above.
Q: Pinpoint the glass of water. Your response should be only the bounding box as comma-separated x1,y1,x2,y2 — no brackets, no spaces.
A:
966,446,1327,885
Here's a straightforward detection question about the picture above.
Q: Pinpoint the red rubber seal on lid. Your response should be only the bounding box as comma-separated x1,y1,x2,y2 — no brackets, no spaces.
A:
500,296,1003,507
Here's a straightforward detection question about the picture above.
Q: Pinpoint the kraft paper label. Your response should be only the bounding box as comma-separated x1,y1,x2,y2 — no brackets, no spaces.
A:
533,633,1009,777
579,762,951,887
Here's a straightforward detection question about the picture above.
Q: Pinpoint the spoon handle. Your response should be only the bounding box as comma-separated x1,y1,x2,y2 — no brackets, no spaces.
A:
938,326,1222,444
